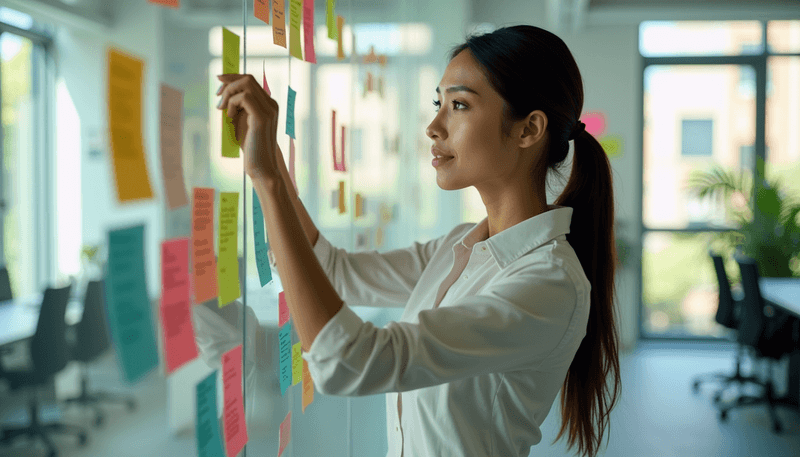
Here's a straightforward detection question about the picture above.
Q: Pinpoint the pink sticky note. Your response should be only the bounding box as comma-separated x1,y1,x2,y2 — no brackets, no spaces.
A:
160,238,199,374
278,411,291,456
582,111,606,137
279,291,290,327
222,345,248,457
262,60,271,96
340,124,347,172
289,138,298,195
302,0,316,64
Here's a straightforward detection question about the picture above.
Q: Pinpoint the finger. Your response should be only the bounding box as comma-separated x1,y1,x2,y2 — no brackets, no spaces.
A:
218,76,264,112
227,91,266,123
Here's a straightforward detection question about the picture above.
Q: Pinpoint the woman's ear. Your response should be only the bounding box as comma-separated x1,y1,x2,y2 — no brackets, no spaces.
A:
518,110,547,149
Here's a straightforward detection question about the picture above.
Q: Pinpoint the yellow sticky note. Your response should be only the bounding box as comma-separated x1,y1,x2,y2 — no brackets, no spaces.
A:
336,16,345,60
107,48,154,203
326,0,336,40
218,192,241,307
302,358,314,413
354,193,363,218
222,28,240,158
292,342,302,386
338,181,346,214
288,0,303,61
599,134,624,159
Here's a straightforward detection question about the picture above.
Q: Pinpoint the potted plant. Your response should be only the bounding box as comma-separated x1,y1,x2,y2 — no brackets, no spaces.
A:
686,165,800,278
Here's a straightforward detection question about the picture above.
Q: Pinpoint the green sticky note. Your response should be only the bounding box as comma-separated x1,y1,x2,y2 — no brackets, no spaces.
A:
105,225,159,384
222,27,240,158
289,0,304,61
326,0,336,40
292,342,302,386
218,192,241,306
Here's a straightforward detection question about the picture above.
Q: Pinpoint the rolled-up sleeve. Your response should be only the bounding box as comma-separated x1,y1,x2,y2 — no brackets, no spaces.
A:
301,263,586,397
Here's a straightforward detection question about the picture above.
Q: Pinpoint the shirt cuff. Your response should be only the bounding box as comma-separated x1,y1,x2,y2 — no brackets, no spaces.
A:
302,303,364,363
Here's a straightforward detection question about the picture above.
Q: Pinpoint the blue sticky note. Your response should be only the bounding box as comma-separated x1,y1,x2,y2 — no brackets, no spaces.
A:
286,86,296,139
196,371,226,457
252,188,272,287
279,322,293,395
104,225,159,384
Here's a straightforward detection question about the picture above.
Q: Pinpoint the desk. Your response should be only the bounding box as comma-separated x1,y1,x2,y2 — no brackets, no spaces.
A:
0,295,83,348
759,278,800,410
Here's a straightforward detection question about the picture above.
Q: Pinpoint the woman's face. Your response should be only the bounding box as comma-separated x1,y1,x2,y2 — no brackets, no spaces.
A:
425,49,545,193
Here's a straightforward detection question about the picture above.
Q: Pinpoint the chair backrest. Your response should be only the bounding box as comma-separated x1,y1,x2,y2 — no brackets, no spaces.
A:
30,284,72,376
709,251,738,329
74,279,112,363
0,266,12,302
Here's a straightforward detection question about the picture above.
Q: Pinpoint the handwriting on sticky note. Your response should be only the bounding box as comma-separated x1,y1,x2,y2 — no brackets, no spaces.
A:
278,411,291,456
292,342,302,385
279,323,292,395
279,291,290,327
289,0,303,60
192,188,219,303
286,86,296,139
218,192,240,307
196,371,226,457
106,225,159,384
161,238,198,374
222,28,240,158
302,357,314,413
303,0,316,63
273,0,287,48
108,48,154,203
222,345,248,457
252,188,272,287
254,0,270,23
159,84,189,210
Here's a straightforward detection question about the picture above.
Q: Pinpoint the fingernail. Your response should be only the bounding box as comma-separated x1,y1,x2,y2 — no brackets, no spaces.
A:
216,98,223,109
216,83,223,94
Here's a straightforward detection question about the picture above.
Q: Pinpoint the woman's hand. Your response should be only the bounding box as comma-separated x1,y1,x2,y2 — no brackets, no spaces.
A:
216,74,281,183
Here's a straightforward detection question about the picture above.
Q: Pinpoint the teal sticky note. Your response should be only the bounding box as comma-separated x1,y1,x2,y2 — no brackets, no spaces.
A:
105,225,159,384
252,188,272,287
196,371,226,457
279,322,293,395
286,86,296,139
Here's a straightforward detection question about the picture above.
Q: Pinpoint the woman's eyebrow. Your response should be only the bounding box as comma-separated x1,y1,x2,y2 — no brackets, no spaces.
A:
435,85,480,97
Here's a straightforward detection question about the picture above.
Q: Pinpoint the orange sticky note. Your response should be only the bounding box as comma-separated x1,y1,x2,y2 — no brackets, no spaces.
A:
278,411,291,456
222,345,248,457
107,48,154,203
338,181,346,214
192,188,218,303
303,0,316,63
336,16,345,60
302,357,314,413
160,238,198,374
255,0,270,23
159,84,189,210
355,193,363,218
279,291,290,327
148,0,179,8
272,0,287,48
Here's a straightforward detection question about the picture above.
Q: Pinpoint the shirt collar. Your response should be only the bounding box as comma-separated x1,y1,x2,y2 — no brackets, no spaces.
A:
454,204,573,269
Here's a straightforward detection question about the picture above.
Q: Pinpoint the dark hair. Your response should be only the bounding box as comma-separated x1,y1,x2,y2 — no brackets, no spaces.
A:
449,25,621,457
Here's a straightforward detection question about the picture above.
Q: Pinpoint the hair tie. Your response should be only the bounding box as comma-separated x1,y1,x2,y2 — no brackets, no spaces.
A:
569,121,585,141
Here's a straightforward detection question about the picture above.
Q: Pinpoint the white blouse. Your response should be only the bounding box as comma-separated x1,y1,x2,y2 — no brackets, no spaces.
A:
296,204,591,457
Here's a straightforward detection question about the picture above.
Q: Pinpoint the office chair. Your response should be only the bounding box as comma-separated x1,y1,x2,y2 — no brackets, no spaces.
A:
61,280,136,427
0,284,88,457
718,254,799,433
691,252,766,402
0,266,12,302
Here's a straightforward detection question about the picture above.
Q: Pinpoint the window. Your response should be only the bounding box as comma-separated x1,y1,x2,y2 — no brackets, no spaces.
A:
681,119,713,157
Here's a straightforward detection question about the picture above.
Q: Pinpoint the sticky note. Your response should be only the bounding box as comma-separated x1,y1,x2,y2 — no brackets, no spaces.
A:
105,225,159,384
336,16,345,60
582,112,606,137
600,134,624,159
252,188,272,287
221,28,240,159
331,189,338,209
196,371,226,457
255,0,270,24
288,0,303,60
278,411,291,456
218,192,241,307
303,0,316,63
355,193,363,218
302,358,314,413
262,61,272,95
272,0,286,48
340,124,347,171
279,322,292,395
160,238,198,374
289,138,298,195
331,110,339,171
286,86,296,139
192,188,219,303
107,48,154,203
338,181,346,214
159,84,189,210
375,226,384,247
279,291,290,327
326,0,336,40
292,342,302,386
148,0,180,8
222,345,248,457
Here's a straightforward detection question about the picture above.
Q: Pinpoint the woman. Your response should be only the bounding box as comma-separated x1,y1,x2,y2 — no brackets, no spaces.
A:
216,24,620,457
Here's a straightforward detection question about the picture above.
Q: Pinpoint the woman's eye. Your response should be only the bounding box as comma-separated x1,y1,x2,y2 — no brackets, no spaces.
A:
452,101,466,110
432,99,466,112
432,99,441,111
